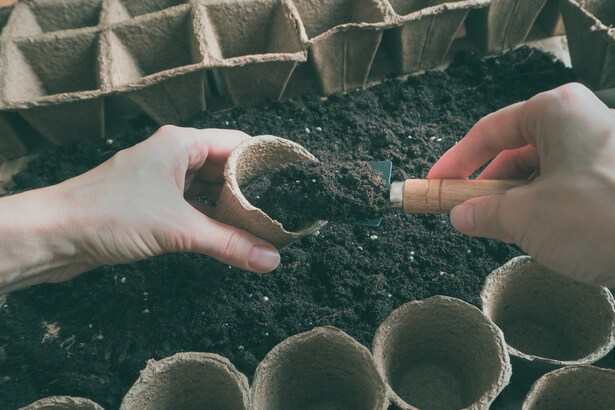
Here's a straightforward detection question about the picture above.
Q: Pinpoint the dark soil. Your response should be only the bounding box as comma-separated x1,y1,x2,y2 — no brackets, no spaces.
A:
0,47,579,409
241,160,388,231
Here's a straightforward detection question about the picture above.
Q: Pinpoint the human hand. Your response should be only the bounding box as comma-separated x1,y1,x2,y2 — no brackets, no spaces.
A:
428,83,615,287
0,127,280,294
61,126,281,276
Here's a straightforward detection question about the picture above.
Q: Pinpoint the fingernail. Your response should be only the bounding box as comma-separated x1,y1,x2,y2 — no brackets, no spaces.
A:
248,245,280,273
451,204,474,232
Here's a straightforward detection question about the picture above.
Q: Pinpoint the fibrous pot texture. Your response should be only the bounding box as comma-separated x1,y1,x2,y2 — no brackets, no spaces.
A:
119,352,250,410
465,0,549,52
372,295,511,410
561,0,615,90
214,135,327,249
387,0,488,73
0,0,567,159
251,326,388,410
522,365,615,410
481,256,615,366
19,396,104,410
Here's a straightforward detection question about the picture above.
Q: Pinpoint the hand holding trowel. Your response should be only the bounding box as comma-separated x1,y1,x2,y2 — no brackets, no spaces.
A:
364,161,528,227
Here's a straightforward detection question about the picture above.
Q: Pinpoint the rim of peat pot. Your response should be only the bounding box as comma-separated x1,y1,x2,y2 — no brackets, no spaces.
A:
481,256,615,368
372,295,512,410
251,326,389,410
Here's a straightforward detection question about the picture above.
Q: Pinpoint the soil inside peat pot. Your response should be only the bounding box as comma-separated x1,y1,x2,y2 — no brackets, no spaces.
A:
241,160,388,231
0,47,586,409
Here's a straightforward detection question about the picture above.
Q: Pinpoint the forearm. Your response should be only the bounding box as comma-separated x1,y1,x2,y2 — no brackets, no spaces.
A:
0,186,89,294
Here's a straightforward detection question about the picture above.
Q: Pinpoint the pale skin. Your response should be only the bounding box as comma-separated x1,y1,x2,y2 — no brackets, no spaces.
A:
1,83,614,294
430,82,615,287
0,126,281,295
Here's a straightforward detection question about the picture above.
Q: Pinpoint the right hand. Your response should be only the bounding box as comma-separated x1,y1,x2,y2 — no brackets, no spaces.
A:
428,83,615,287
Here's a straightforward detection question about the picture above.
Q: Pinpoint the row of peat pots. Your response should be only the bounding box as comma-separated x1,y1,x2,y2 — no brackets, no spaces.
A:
0,0,575,161
20,256,615,409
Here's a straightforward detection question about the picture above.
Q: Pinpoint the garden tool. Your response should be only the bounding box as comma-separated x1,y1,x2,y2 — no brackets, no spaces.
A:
363,161,528,227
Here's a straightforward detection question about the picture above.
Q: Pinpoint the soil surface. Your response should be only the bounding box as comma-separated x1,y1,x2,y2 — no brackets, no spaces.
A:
0,47,581,409
241,160,388,231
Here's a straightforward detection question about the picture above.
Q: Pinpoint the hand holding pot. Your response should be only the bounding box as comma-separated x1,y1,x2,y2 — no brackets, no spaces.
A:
0,126,280,295
429,83,615,287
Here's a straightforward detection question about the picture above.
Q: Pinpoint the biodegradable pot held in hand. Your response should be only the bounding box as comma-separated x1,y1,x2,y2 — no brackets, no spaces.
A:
481,256,615,384
214,135,327,249
372,295,511,410
19,396,104,410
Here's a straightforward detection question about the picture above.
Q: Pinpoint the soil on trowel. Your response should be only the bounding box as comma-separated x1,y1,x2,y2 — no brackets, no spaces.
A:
242,160,388,231
0,47,580,409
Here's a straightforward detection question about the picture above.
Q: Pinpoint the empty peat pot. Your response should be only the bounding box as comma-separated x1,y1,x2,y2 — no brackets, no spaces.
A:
481,256,615,379
251,326,388,410
522,365,615,410
214,135,327,249
372,295,511,410
19,396,103,410
120,352,250,410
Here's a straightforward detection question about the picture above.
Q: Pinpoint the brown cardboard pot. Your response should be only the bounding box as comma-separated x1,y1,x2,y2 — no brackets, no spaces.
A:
19,396,104,410
481,256,615,385
560,0,615,90
372,295,511,410
522,365,615,410
290,0,394,95
251,326,389,410
119,352,250,410
99,5,207,124
199,0,307,106
214,135,327,249
385,0,489,74
466,0,549,52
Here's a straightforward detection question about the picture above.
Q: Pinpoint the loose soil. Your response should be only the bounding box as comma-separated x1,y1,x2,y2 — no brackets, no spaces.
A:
241,160,388,231
0,47,588,409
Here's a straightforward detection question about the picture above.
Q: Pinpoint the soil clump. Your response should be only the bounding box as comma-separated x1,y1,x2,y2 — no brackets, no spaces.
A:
241,160,388,231
0,47,582,409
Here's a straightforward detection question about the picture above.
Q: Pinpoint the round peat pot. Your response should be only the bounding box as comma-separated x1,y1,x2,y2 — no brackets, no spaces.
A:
522,365,615,410
214,135,327,249
19,396,103,410
372,295,511,410
481,256,615,380
251,326,388,410
120,352,250,410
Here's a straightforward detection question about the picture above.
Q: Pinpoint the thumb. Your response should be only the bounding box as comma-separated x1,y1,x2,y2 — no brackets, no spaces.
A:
183,208,280,273
450,194,521,243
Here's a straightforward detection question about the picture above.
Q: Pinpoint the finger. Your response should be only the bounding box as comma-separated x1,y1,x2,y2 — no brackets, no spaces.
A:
478,145,539,179
449,187,532,243
195,160,226,183
185,181,223,201
187,199,215,217
184,208,280,273
153,125,250,172
428,101,530,179
184,128,250,168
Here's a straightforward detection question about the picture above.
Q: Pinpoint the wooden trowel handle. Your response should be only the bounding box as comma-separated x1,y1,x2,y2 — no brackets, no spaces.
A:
392,179,529,214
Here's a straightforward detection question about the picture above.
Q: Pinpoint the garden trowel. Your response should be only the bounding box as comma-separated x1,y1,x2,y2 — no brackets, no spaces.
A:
363,161,528,227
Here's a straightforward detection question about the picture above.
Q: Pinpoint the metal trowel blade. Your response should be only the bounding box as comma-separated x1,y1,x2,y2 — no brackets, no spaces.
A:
355,161,393,227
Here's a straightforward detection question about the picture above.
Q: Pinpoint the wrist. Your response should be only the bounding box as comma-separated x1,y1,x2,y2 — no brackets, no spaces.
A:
0,184,90,294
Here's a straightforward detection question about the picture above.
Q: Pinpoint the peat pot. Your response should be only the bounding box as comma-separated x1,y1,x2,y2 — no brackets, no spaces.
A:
214,135,327,249
560,0,615,90
522,365,615,410
19,396,104,410
482,256,615,385
120,352,250,410
251,326,389,410
372,295,511,409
